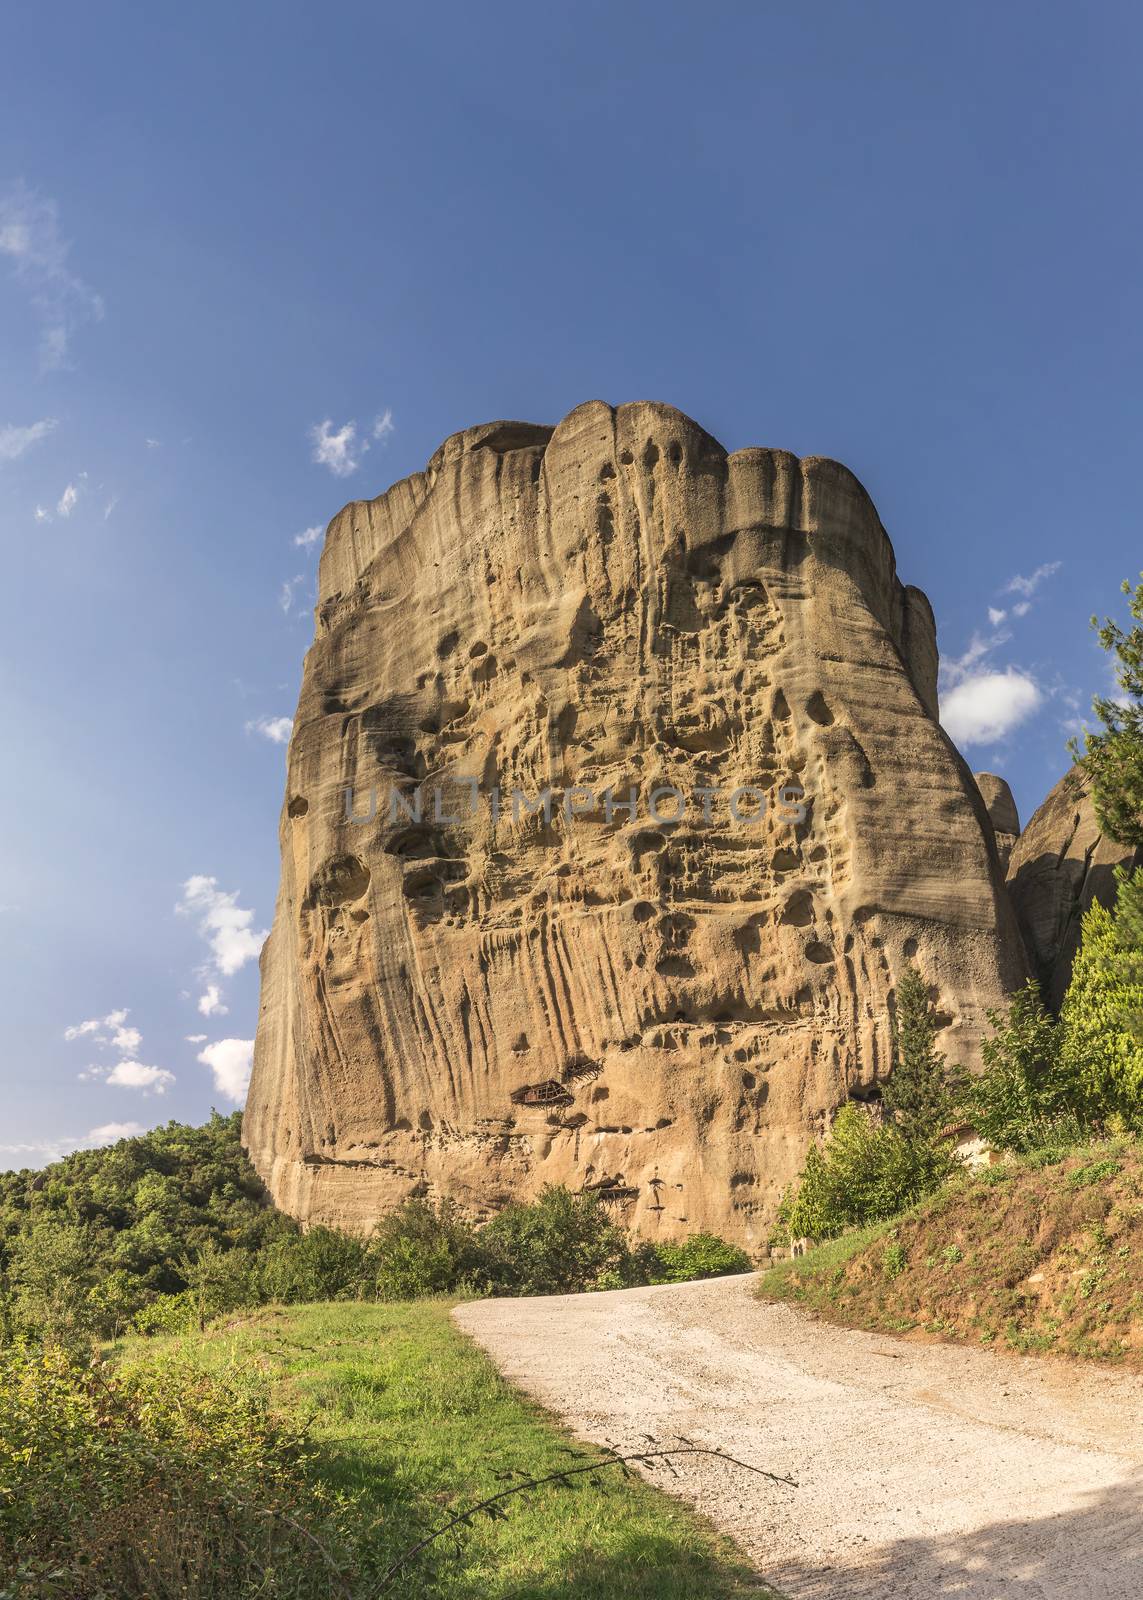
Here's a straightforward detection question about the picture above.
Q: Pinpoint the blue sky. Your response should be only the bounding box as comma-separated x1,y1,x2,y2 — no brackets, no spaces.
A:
1,1,1139,1164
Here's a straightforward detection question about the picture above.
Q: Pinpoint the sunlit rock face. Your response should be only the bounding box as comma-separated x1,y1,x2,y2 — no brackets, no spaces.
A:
243,401,1024,1246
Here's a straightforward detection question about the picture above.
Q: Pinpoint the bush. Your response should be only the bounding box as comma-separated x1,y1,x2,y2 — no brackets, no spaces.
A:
477,1186,631,1295
366,1199,484,1299
777,1103,956,1243
0,1342,359,1598
647,1233,752,1283
961,981,1090,1153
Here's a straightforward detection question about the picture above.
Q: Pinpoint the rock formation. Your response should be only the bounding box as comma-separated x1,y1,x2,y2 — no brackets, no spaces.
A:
243,401,1025,1246
974,773,1020,871
1007,765,1140,1010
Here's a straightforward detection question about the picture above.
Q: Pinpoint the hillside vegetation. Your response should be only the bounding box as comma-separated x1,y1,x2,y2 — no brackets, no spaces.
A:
2,1301,765,1599
761,1137,1143,1365
0,1114,749,1344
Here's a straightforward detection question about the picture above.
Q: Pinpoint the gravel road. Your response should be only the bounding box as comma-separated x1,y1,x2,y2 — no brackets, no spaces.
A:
454,1273,1143,1599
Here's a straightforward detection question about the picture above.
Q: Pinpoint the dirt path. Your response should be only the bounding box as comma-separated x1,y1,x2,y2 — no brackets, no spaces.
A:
454,1274,1143,1598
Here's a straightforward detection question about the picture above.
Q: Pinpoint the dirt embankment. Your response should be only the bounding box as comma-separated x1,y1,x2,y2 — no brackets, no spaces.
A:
763,1140,1143,1366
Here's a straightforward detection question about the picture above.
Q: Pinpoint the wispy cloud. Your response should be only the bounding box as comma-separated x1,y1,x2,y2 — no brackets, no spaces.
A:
293,524,324,549
987,606,1007,626
279,574,306,614
185,1032,207,1043
0,180,104,369
64,1007,140,1055
246,715,293,745
1003,561,1062,600
0,417,57,462
57,481,78,517
0,1122,147,1168
309,410,393,477
197,1038,254,1103
177,876,266,1020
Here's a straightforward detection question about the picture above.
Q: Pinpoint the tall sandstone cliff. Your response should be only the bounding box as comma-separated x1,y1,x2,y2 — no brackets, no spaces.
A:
243,401,1025,1246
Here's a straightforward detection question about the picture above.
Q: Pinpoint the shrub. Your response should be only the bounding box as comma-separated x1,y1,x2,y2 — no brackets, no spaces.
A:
961,981,1089,1152
778,1103,956,1243
647,1233,752,1283
478,1187,631,1295
366,1199,484,1299
259,1225,370,1305
0,1343,359,1598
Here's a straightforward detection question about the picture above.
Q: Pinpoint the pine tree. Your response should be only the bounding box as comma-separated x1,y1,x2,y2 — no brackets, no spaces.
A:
883,966,962,1142
1073,573,1143,848
1060,880,1143,1126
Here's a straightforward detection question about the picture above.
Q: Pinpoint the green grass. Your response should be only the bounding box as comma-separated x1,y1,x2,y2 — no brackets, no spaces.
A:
124,1300,772,1599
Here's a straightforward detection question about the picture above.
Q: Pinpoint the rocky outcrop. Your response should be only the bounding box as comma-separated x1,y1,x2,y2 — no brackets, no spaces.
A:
243,401,1026,1246
974,773,1020,872
1007,765,1140,1009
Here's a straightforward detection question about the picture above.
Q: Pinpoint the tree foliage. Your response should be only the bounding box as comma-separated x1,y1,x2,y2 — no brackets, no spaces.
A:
1060,880,1143,1128
884,966,964,1142
1074,572,1143,847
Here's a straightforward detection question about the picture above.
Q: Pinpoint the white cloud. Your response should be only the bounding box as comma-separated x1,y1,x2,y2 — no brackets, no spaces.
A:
65,1017,101,1040
178,875,266,978
0,180,104,369
941,669,1043,747
310,409,393,477
34,505,50,522
197,984,228,1017
1012,600,1031,618
145,437,162,449
246,715,293,745
103,495,118,520
311,418,363,477
65,1007,139,1051
987,606,1007,626
197,1038,254,1103
107,1061,174,1094
1003,561,1062,600
185,1032,207,1042
0,417,57,461
293,524,323,549
81,1059,174,1095
56,482,78,517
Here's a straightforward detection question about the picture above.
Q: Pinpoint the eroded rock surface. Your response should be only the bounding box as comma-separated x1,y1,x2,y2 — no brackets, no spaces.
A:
974,772,1020,872
1007,764,1140,1009
243,401,1024,1245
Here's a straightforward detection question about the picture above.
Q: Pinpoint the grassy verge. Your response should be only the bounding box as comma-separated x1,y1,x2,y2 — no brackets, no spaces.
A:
124,1300,771,1599
758,1138,1143,1366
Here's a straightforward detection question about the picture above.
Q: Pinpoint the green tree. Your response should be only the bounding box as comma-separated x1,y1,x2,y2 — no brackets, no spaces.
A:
961,981,1087,1151
1060,885,1143,1126
1073,573,1143,847
7,1222,104,1346
777,1103,954,1243
883,966,963,1142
